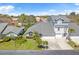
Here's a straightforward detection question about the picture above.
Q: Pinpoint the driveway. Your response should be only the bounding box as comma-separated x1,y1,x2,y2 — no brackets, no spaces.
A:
42,37,73,50
47,39,61,50
56,37,73,50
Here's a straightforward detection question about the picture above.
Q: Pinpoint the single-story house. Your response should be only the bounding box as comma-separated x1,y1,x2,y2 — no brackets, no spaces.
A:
0,23,8,38
0,23,8,34
2,26,24,37
24,15,79,44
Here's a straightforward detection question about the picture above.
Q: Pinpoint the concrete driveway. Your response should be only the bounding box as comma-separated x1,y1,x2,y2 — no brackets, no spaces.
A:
42,37,73,50
56,37,73,50
47,39,61,50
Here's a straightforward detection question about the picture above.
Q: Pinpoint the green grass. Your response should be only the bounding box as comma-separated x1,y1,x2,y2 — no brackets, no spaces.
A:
0,40,15,50
16,39,42,50
0,39,42,50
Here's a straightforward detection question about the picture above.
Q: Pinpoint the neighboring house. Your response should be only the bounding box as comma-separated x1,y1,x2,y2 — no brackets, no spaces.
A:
36,17,41,22
0,23,8,34
11,17,18,25
0,16,12,24
36,17,47,22
24,15,79,44
2,26,24,37
0,23,24,38
0,23,8,38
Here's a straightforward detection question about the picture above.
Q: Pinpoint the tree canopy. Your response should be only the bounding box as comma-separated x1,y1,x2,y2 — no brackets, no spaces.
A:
70,12,76,16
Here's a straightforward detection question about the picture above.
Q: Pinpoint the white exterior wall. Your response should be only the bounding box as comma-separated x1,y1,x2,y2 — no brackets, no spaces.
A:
54,20,68,34
54,28,65,34
54,27,68,37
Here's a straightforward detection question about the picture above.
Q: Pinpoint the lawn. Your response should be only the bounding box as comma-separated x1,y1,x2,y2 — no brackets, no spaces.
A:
0,39,42,50
0,40,15,50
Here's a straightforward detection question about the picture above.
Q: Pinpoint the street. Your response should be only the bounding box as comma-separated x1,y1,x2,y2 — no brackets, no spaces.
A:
0,50,79,55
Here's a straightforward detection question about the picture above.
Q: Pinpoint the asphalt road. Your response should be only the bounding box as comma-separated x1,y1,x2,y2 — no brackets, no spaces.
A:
0,50,79,55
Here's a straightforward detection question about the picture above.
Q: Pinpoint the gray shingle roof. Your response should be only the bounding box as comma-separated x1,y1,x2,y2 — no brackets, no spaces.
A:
2,26,24,35
24,15,79,36
49,15,71,23
24,21,55,36
0,23,8,34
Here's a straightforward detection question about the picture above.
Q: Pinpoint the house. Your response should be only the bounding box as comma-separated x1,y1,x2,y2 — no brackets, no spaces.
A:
2,26,24,37
36,17,47,22
11,17,18,25
24,15,79,44
0,22,24,38
0,23,8,34
36,17,41,22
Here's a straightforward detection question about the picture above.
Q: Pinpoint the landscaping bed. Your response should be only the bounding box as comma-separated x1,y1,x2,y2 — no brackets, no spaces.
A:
68,40,79,50
0,39,42,50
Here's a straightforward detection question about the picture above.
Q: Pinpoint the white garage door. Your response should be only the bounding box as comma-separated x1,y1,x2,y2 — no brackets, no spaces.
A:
55,34,63,39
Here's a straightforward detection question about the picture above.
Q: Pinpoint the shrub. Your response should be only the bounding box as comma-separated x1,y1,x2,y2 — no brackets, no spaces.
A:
68,28,75,33
38,45,45,48
43,41,48,45
42,41,48,48
3,37,11,42
0,40,4,43
36,38,42,46
68,40,77,47
15,36,27,45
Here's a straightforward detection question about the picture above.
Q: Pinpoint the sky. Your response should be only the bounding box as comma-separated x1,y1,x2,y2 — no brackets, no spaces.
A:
0,3,79,16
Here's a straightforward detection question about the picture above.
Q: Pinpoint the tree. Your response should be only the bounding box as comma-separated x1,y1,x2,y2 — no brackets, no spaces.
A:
29,15,36,24
15,35,27,46
18,14,27,23
67,28,75,41
33,32,42,46
68,28,75,33
36,38,42,46
70,12,76,16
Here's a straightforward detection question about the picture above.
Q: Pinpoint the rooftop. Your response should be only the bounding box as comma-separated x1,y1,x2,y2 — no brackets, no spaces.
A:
24,21,55,36
0,23,8,34
2,26,24,35
24,15,79,36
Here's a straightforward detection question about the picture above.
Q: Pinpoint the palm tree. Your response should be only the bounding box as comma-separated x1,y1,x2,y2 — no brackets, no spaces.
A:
33,32,42,47
18,14,27,23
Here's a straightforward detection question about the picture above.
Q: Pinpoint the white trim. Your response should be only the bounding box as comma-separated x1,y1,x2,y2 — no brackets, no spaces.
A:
41,36,55,40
